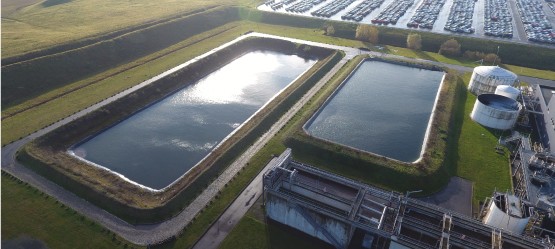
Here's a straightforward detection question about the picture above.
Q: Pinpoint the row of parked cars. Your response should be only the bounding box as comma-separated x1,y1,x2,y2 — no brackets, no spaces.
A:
286,0,325,13
406,0,446,29
484,0,513,37
548,1,555,15
515,0,555,44
444,0,476,33
311,0,357,18
371,0,414,25
341,0,385,21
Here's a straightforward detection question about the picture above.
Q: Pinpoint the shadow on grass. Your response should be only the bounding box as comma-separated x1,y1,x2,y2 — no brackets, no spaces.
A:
444,77,467,176
265,219,335,249
42,0,72,7
415,50,438,62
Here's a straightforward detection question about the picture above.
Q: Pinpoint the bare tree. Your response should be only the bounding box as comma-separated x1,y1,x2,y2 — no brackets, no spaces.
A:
326,25,335,36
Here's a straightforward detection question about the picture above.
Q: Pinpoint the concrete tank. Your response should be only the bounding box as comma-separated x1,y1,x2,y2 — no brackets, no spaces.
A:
483,193,531,234
468,66,518,96
470,94,521,130
495,85,520,100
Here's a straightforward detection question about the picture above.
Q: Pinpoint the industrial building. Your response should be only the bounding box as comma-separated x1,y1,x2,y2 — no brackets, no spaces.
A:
468,66,518,96
263,149,554,249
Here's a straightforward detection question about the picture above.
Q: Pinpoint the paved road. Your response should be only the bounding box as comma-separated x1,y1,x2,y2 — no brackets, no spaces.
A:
418,177,473,217
2,32,553,246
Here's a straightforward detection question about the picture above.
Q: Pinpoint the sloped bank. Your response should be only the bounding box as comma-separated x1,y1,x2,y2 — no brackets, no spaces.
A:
18,36,343,223
284,57,458,194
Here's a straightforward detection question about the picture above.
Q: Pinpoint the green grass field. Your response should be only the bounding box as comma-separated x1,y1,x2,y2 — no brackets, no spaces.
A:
1,173,143,249
1,0,262,58
445,73,512,207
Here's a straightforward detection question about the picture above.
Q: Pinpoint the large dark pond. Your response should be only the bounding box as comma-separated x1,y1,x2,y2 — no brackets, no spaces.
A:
72,51,316,189
305,60,444,162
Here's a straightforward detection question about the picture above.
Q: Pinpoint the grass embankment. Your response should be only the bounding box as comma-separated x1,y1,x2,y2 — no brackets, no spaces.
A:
2,6,243,108
1,21,247,146
1,0,263,58
281,57,454,194
0,172,142,249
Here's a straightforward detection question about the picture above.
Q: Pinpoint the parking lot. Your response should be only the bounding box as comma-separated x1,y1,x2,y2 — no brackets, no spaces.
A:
259,0,555,46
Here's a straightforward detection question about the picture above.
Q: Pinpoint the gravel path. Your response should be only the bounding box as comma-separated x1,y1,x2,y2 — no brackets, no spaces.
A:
2,32,553,246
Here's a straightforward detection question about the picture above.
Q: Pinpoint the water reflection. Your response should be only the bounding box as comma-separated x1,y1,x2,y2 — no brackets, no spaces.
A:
74,51,316,189
306,61,444,162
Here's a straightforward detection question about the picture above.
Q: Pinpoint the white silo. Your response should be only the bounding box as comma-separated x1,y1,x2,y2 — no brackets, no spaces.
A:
470,94,521,130
468,66,518,96
482,192,532,234
495,85,520,100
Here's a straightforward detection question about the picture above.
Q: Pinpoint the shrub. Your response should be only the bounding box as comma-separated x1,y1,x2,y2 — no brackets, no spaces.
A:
439,38,461,56
355,24,379,44
407,33,422,50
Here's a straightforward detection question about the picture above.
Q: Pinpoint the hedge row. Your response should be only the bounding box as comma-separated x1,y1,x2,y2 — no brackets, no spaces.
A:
248,9,555,70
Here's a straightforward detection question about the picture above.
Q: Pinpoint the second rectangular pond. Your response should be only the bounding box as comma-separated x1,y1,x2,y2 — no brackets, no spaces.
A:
305,60,444,162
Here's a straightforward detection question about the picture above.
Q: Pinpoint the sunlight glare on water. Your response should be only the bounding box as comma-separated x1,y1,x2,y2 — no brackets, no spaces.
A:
73,51,316,189
172,52,282,106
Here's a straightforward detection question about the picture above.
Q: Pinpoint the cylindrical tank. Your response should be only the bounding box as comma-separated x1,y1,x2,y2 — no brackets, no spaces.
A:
495,85,520,100
470,94,521,130
468,66,517,96
483,193,531,234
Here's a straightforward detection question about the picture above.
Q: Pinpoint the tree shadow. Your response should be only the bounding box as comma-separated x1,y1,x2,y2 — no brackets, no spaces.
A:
42,0,72,7
444,78,467,176
414,50,438,62
265,218,335,249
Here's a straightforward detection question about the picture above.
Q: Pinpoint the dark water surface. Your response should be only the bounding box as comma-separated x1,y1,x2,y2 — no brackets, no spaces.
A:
306,60,444,162
73,51,316,189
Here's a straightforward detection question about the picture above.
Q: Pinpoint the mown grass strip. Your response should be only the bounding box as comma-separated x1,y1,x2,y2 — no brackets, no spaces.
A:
446,73,512,207
0,172,143,249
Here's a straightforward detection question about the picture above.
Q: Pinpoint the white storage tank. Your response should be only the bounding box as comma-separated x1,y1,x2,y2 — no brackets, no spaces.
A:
470,94,521,130
468,66,518,96
482,192,532,234
495,85,520,100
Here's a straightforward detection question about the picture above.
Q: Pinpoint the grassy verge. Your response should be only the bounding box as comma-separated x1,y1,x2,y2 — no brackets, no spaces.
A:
0,172,143,249
445,73,512,207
